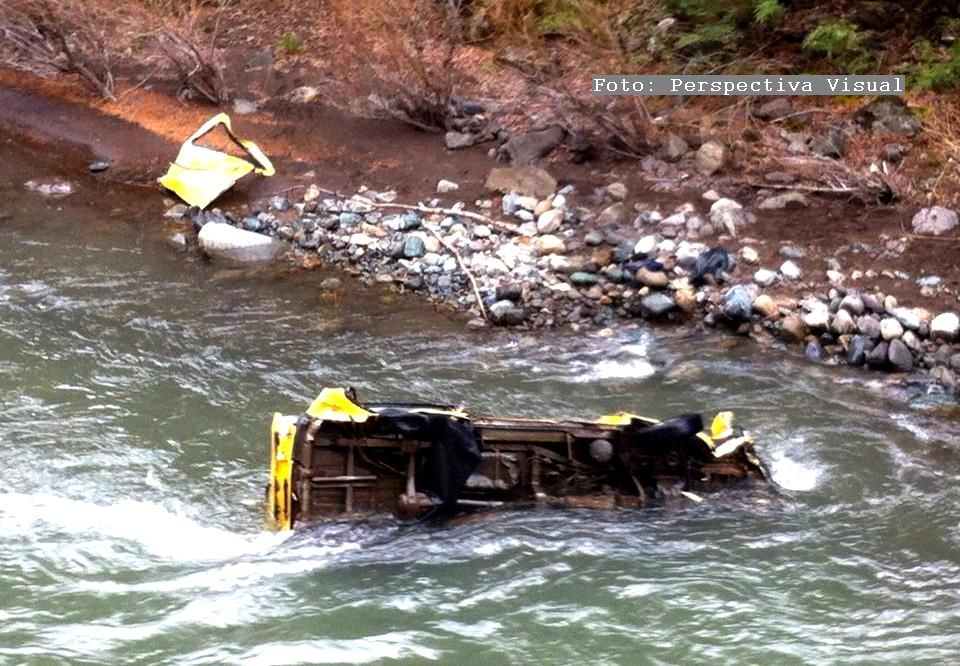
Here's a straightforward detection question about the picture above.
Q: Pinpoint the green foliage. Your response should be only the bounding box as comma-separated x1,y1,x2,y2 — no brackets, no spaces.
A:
802,19,872,73
752,0,783,24
277,33,304,55
534,0,605,37
911,40,960,91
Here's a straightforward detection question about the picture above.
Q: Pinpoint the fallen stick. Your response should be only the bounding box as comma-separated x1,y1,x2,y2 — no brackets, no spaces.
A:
741,181,858,194
422,224,488,322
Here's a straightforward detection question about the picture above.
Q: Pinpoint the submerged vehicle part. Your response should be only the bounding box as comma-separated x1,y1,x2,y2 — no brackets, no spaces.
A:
267,388,768,530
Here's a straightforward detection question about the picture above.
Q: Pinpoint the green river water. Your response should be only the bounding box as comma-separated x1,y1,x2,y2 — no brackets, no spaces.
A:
1,135,960,665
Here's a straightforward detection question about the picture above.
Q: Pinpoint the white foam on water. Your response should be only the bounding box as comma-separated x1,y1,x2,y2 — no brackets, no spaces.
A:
0,492,291,563
767,453,821,492
231,633,440,665
577,342,656,382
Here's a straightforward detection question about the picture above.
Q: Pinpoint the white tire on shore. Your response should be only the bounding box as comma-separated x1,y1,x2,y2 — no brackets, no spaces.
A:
198,222,285,263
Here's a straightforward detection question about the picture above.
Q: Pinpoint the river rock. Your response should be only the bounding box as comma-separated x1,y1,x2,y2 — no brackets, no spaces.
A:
709,198,746,237
930,312,960,341
778,314,805,342
887,338,913,372
635,267,668,288
197,223,285,263
779,260,802,280
880,317,903,340
488,299,525,326
803,307,829,330
25,179,74,198
723,285,754,321
753,294,779,318
911,207,958,236
758,192,808,210
867,341,889,368
436,179,459,193
640,293,676,317
740,246,759,265
537,208,564,234
634,235,658,257
485,167,557,198
535,234,566,255
674,287,696,313
847,335,868,366
584,231,604,246
855,97,921,137
831,309,857,335
890,306,923,331
840,293,865,316
570,272,600,286
597,203,627,226
606,182,628,201
754,268,778,287
445,131,476,150
695,141,728,175
403,235,426,258
754,98,792,120
858,315,881,339
498,125,565,165
810,128,846,158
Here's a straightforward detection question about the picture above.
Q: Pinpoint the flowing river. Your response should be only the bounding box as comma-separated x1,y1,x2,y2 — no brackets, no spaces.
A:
2,136,960,665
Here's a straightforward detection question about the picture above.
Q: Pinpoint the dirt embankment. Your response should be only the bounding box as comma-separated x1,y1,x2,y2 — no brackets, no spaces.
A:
2,64,960,393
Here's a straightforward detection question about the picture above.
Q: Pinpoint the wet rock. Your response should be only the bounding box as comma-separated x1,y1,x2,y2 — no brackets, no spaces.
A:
887,338,913,372
847,335,869,366
485,167,557,198
198,223,285,263
890,306,923,331
674,287,696,313
640,292,676,317
754,268,778,287
911,206,958,236
931,366,957,389
635,267,668,288
495,283,523,303
805,340,823,362
537,208,564,234
880,317,903,340
758,192,808,210
661,134,689,162
867,341,889,368
779,260,802,281
488,299,526,326
88,160,109,173
498,125,565,165
271,195,291,211
931,312,960,341
723,285,754,321
436,179,459,194
695,140,728,175
855,97,921,137
402,235,426,258
862,293,884,313
780,315,806,342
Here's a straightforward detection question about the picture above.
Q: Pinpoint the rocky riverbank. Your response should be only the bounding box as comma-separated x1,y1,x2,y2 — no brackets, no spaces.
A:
155,163,960,394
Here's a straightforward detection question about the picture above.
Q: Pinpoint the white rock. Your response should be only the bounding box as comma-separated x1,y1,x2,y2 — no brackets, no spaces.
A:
826,270,845,285
779,260,802,280
552,194,567,209
803,308,829,329
547,254,571,273
198,223,285,263
483,257,510,276
740,246,759,265
831,309,857,335
911,206,958,236
537,208,564,234
657,239,678,255
702,189,721,202
516,195,539,211
880,317,904,340
436,179,459,194
890,306,922,331
473,225,491,238
660,212,687,227
535,234,566,255
347,232,375,246
931,312,959,340
634,235,658,256
709,198,745,237
753,268,778,287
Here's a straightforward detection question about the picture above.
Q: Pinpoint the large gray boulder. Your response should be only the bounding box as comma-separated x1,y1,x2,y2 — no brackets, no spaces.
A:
911,207,958,236
198,223,285,263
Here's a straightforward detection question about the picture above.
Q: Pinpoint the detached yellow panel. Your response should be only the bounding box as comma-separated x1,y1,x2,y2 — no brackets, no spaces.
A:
159,113,275,209
268,413,297,531
305,387,374,422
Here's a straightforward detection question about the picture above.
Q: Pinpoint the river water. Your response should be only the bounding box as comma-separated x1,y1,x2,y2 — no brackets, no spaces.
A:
2,138,960,665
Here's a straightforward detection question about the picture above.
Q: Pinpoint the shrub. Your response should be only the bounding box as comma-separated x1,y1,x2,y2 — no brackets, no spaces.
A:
802,19,872,73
